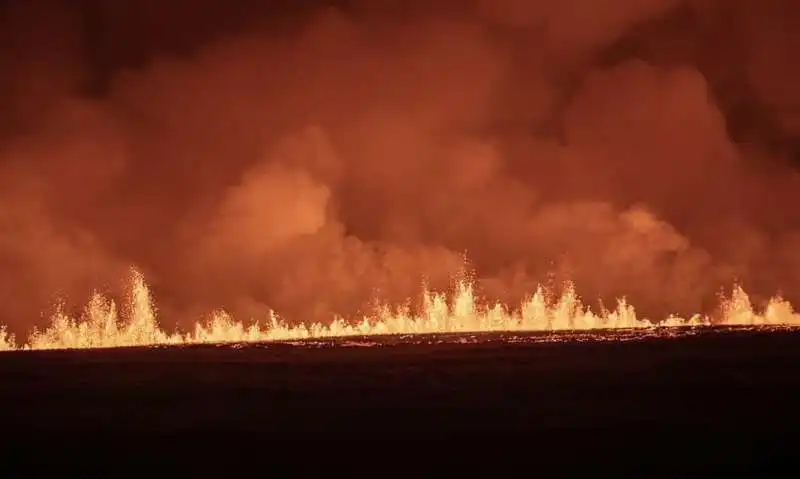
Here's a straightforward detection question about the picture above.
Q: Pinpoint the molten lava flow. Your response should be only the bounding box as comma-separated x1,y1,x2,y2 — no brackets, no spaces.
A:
0,267,798,351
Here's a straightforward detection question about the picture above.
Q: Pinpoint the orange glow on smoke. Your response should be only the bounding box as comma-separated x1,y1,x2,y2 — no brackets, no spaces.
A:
0,265,798,352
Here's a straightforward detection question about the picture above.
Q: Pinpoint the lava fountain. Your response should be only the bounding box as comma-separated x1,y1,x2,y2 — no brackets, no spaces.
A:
0,264,798,352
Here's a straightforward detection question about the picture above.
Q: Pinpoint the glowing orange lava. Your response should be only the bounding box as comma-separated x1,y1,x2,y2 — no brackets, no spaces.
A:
0,266,798,352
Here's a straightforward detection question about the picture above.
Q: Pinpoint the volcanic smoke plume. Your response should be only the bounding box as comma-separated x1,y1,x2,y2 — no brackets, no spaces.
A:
0,0,800,339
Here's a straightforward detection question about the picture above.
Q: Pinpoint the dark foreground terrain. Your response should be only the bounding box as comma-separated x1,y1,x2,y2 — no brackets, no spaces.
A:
1,327,799,467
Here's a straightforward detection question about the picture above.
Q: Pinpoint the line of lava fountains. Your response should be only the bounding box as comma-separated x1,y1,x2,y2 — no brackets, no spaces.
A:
0,267,798,352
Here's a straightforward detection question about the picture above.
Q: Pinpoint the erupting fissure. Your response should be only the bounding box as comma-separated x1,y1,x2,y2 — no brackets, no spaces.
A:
0,267,798,351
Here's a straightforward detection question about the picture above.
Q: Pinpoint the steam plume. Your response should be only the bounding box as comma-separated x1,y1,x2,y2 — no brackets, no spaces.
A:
0,0,799,335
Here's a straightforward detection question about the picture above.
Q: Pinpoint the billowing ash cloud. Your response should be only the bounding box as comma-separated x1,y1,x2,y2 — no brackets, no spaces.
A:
0,0,799,334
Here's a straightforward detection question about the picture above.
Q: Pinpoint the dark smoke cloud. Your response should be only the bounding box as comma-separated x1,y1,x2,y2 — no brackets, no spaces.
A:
0,0,799,334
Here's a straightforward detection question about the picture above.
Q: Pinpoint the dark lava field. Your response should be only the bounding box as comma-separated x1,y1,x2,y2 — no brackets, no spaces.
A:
1,326,798,468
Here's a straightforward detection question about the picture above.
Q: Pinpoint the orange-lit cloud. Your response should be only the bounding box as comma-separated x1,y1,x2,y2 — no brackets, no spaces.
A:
0,0,799,336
